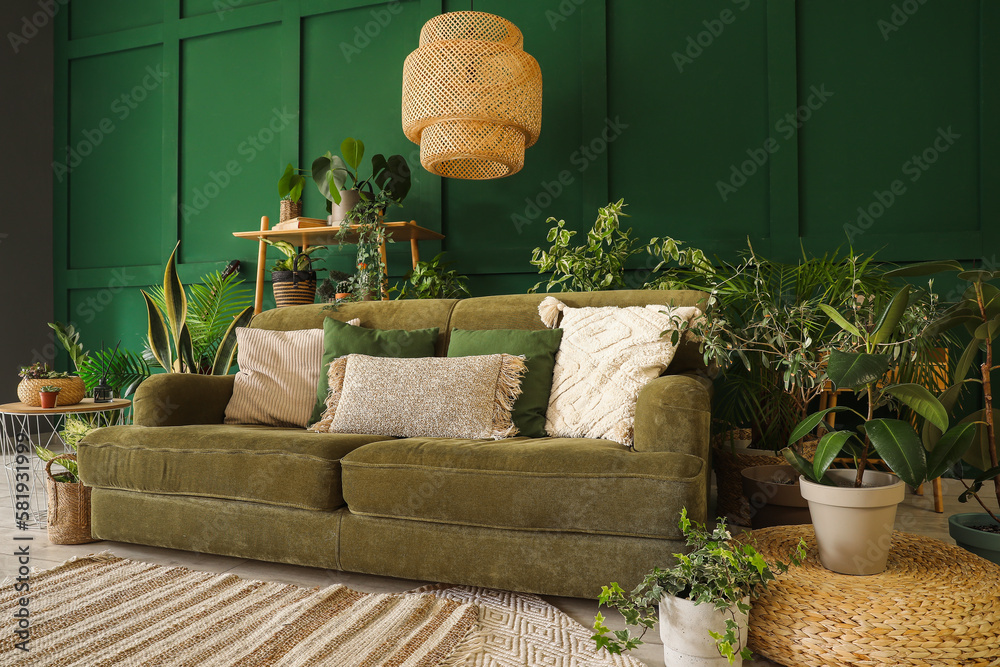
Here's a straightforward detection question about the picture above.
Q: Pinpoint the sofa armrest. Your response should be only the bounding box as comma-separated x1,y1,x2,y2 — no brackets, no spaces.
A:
132,374,235,426
633,373,712,459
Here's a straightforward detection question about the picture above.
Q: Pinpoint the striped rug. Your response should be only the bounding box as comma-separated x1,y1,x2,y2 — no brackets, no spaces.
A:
0,554,477,666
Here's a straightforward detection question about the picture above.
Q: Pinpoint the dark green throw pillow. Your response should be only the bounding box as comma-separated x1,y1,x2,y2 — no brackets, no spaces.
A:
447,328,563,438
312,318,439,424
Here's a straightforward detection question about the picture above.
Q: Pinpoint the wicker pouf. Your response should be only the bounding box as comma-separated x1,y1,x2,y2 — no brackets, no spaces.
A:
746,525,1000,666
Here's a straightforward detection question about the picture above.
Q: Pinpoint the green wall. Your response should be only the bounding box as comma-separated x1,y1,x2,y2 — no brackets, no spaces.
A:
54,0,998,355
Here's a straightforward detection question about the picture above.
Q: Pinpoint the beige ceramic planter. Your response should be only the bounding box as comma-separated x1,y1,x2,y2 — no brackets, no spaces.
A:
800,469,905,575
659,595,749,667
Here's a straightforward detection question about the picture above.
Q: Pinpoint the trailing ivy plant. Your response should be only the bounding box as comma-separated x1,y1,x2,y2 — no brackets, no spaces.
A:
335,190,393,300
394,253,471,300
593,509,805,664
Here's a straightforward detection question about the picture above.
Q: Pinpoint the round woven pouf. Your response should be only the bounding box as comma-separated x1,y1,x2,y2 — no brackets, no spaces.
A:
747,525,1000,666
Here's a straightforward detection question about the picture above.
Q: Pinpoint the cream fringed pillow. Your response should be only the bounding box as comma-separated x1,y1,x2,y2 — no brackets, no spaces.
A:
309,354,527,440
539,296,701,447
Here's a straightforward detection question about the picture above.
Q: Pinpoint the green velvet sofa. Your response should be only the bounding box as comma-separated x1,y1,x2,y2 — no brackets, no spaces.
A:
78,290,712,599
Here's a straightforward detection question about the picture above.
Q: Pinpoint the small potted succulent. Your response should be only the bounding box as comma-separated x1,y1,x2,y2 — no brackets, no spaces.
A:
783,285,979,575
312,137,411,224
37,385,62,409
277,163,308,222
593,509,805,666
317,271,354,303
264,240,323,308
17,362,85,407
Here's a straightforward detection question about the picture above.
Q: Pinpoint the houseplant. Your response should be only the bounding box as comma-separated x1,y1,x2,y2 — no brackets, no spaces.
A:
888,261,1000,563
277,162,308,222
318,271,354,303
264,240,323,307
334,190,394,301
17,363,85,407
143,243,254,374
312,137,411,223
782,285,979,574
37,385,62,409
49,321,150,398
394,252,471,300
593,509,805,666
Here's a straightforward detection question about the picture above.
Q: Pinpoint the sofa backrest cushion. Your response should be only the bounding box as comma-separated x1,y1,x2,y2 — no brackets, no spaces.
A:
448,291,708,374
250,299,459,356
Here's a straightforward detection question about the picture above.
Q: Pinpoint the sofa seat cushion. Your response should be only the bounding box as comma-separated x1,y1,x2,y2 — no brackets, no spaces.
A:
340,437,706,539
78,424,390,511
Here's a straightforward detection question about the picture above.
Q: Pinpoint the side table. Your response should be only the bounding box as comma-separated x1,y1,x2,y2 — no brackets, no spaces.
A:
746,525,1000,666
1,398,131,527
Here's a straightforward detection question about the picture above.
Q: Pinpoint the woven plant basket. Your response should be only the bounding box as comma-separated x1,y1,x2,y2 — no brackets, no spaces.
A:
272,270,317,308
45,454,98,545
17,377,86,407
279,199,303,223
712,430,818,526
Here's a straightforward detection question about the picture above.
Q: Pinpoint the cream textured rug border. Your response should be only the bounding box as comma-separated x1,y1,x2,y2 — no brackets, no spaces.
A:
417,584,648,667
0,554,477,667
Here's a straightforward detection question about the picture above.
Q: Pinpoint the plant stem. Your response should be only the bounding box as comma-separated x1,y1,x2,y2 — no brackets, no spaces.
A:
957,477,1000,524
855,383,875,487
975,282,1000,509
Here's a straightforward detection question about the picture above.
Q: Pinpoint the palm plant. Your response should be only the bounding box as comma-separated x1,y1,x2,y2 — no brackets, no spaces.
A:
143,244,254,374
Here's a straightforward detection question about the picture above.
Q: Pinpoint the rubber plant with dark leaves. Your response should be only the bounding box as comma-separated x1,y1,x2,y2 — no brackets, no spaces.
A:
782,285,979,490
592,509,805,664
143,245,254,374
887,261,1000,523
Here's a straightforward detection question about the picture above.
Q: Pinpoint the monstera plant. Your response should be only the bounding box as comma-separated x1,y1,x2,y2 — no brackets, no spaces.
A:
312,137,411,211
142,244,254,375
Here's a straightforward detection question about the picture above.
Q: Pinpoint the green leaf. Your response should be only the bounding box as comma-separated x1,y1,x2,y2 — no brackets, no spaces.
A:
813,430,855,481
864,418,927,487
973,314,1000,342
960,466,1000,503
883,260,963,277
953,337,980,383
960,409,1000,471
926,422,978,480
818,304,860,338
211,306,254,375
142,290,172,372
782,447,829,484
341,137,365,170
278,163,294,197
326,172,342,205
162,242,187,354
787,406,855,445
870,285,910,346
883,383,949,433
178,323,197,372
959,270,997,283
827,350,889,389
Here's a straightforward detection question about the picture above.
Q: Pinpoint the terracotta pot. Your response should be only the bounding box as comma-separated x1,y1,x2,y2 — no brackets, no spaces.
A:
949,512,1000,565
38,391,59,409
740,465,810,529
800,469,905,575
335,292,351,300
659,594,749,667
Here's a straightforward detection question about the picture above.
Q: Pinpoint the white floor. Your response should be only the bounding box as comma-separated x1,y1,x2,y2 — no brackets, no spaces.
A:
0,476,992,667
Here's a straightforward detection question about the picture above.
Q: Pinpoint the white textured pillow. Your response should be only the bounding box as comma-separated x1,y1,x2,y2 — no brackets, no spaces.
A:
539,296,700,447
224,327,324,428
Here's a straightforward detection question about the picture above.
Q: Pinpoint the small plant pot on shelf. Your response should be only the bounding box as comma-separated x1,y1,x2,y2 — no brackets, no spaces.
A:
328,189,362,224
17,377,86,407
659,594,749,667
740,465,810,529
279,199,303,223
800,469,905,576
271,271,317,308
949,513,1000,565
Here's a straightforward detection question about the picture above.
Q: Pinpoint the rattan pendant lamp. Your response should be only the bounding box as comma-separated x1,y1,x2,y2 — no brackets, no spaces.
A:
402,8,542,180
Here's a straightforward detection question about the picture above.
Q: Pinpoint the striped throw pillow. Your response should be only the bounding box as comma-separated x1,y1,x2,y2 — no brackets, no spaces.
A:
224,327,325,428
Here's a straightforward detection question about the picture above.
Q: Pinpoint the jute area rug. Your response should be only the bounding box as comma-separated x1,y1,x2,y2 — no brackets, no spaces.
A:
1,555,646,667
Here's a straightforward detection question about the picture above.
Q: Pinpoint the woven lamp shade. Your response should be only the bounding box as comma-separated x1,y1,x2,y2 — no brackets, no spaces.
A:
402,12,542,180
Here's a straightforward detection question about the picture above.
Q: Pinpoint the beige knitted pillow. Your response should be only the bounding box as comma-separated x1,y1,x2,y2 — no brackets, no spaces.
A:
309,353,527,440
539,296,700,447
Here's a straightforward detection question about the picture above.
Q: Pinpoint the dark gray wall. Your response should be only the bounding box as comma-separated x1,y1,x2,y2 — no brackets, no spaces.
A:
0,0,54,400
